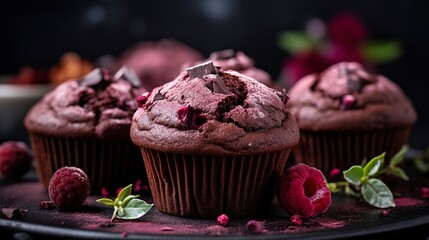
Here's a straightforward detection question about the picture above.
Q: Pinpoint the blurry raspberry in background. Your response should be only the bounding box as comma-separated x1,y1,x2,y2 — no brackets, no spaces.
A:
277,11,402,89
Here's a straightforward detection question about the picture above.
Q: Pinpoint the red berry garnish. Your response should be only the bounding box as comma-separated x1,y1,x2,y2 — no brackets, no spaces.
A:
245,220,264,234
340,94,356,110
217,214,229,227
277,163,331,218
421,187,429,199
380,210,390,217
290,215,303,225
136,92,150,108
177,105,207,129
101,187,109,197
0,141,33,179
48,166,90,210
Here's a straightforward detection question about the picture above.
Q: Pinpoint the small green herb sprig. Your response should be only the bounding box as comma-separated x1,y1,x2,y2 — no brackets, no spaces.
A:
413,146,429,172
96,184,154,222
328,145,409,208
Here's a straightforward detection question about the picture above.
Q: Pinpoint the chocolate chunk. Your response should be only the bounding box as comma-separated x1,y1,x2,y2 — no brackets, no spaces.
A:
276,89,289,105
152,90,165,101
339,64,362,93
80,68,104,86
205,75,230,94
0,208,27,219
186,61,217,79
347,77,362,93
114,65,141,88
79,68,112,87
209,49,236,60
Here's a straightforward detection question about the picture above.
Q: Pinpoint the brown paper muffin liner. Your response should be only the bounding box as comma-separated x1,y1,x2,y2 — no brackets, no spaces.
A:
140,148,291,218
28,132,146,194
293,127,412,176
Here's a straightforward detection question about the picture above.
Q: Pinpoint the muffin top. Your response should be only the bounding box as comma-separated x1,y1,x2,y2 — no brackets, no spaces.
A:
24,67,146,139
201,49,274,88
131,61,299,156
115,39,204,92
287,62,417,131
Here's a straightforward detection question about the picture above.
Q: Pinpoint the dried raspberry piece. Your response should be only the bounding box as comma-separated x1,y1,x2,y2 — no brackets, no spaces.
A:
48,166,90,210
177,105,207,129
276,163,331,218
136,92,150,108
290,215,303,225
0,141,33,179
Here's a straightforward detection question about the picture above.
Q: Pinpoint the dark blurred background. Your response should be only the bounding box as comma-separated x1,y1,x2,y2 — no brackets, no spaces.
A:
0,0,428,149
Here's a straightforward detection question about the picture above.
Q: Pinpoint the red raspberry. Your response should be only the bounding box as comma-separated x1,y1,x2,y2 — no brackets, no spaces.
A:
48,166,90,210
276,163,331,218
0,141,33,179
217,214,229,226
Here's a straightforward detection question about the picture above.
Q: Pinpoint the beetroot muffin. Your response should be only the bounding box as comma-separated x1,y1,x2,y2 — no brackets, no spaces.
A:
201,49,280,90
130,61,299,218
115,39,204,91
24,67,147,194
287,62,417,175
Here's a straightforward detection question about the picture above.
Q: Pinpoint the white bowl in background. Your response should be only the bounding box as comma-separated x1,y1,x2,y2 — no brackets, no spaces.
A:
0,75,52,142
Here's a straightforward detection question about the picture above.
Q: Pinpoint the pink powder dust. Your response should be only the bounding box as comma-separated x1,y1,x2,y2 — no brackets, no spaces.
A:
394,197,425,207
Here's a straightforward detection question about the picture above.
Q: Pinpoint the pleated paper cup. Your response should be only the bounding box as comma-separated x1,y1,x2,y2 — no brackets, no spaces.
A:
293,127,412,176
140,148,291,218
28,132,146,194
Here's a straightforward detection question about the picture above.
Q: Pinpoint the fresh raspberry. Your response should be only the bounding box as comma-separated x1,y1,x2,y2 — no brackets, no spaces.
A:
245,220,264,234
276,163,331,218
217,214,229,227
0,141,33,179
48,166,90,210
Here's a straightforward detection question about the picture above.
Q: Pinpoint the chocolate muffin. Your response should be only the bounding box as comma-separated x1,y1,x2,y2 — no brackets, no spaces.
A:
24,67,147,194
115,39,204,91
287,62,417,175
131,61,299,218
201,49,279,89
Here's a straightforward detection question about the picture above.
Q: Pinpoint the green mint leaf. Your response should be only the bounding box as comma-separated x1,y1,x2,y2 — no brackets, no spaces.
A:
96,198,115,206
118,184,132,202
363,152,385,177
120,195,140,207
390,145,408,167
116,198,154,220
414,156,429,172
328,183,340,193
362,41,402,64
277,31,314,54
413,147,429,172
390,167,410,181
361,178,395,208
343,165,364,185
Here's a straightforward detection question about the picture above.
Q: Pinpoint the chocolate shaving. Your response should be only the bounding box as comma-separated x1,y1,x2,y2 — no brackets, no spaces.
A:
114,65,141,88
80,68,112,87
205,75,230,94
209,49,236,60
186,61,218,79
339,63,375,93
152,90,165,101
0,208,27,219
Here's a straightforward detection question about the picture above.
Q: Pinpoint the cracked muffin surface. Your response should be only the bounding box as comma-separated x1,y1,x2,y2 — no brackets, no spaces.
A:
131,61,299,156
24,67,146,139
